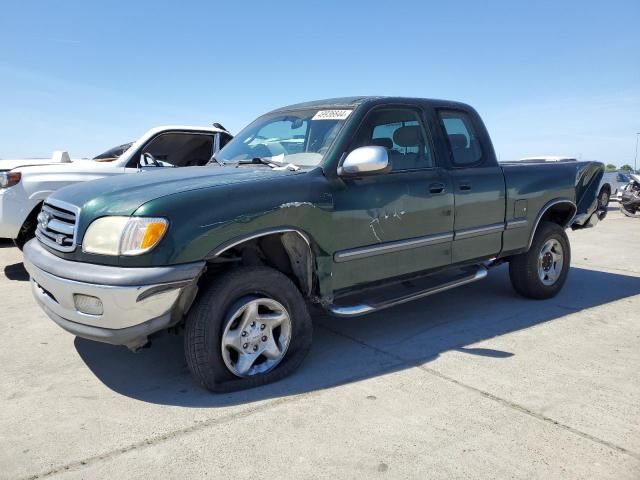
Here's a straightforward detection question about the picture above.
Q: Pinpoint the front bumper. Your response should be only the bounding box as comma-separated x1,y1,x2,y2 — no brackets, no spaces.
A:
23,239,205,349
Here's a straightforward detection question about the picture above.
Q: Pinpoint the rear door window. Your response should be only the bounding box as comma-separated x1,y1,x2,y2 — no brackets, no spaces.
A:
438,110,483,167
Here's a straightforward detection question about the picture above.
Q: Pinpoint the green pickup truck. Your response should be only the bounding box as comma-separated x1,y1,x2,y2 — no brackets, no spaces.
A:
23,97,605,392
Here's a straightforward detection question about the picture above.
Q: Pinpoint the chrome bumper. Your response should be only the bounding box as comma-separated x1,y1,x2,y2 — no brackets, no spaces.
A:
23,239,205,349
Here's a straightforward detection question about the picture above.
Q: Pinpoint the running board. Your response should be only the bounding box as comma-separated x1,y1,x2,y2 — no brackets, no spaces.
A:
328,265,488,317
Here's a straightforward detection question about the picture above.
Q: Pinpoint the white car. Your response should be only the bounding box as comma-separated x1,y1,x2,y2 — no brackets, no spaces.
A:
607,171,631,202
0,125,232,248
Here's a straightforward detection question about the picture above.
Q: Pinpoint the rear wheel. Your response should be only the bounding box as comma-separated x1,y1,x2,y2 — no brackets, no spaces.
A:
598,187,610,209
184,266,312,392
508,221,571,299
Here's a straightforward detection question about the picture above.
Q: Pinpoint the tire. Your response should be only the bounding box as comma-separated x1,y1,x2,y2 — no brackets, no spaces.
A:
13,217,37,250
184,266,312,393
598,187,610,210
621,204,640,218
508,221,571,299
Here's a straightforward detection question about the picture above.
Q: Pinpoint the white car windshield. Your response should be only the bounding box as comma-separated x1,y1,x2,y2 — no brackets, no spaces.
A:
216,109,352,167
93,142,134,162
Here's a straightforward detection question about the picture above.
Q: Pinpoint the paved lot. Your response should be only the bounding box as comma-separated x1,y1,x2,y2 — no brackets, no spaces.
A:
1,207,639,480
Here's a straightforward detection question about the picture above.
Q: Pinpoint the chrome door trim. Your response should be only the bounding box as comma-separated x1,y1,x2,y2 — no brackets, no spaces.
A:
454,222,505,240
506,218,528,230
333,232,453,263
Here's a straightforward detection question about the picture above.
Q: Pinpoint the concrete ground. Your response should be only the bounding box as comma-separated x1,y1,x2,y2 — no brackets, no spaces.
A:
1,207,638,480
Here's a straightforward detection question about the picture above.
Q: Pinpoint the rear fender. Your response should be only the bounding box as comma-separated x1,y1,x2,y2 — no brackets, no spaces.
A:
528,199,576,249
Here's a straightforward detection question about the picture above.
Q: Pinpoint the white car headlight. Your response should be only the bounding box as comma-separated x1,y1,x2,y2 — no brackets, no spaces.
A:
83,216,168,256
0,171,21,188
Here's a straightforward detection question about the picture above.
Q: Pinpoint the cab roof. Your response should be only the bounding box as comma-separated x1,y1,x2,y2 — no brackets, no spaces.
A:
268,96,473,114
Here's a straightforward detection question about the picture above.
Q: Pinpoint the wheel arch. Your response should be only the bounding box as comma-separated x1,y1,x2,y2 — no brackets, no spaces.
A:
527,199,576,250
206,228,318,298
19,200,44,234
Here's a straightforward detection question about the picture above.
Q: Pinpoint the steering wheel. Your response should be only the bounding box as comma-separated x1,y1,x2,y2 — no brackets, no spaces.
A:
249,144,272,159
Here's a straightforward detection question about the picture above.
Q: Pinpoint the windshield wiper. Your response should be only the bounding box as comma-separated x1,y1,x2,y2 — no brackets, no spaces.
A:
237,157,274,166
237,157,301,171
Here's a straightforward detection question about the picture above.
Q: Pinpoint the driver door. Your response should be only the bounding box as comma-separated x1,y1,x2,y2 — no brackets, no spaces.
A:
330,106,454,291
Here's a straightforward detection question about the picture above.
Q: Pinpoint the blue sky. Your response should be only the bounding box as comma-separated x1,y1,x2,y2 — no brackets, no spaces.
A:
1,0,638,165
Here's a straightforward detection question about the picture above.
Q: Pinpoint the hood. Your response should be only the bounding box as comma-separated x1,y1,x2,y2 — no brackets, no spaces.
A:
51,165,303,217
1,158,69,171
0,151,76,170
14,159,118,175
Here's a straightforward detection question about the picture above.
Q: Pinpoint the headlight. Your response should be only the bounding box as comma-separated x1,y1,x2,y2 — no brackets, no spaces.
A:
0,171,21,188
83,216,168,256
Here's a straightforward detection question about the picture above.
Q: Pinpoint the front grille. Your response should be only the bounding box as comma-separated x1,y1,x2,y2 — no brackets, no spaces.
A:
35,200,79,252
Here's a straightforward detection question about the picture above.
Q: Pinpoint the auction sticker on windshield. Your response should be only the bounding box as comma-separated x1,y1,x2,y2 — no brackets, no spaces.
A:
312,110,353,120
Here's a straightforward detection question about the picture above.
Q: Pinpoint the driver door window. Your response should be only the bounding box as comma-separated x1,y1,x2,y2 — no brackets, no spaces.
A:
137,133,214,168
351,108,434,171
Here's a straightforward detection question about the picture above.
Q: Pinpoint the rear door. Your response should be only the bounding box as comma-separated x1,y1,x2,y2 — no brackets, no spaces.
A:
436,109,506,263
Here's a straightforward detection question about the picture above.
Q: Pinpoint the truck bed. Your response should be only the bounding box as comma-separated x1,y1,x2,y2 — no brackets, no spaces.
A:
499,160,604,256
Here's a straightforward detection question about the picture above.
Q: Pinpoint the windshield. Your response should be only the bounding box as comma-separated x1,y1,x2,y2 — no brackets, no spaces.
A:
216,109,352,167
93,142,134,162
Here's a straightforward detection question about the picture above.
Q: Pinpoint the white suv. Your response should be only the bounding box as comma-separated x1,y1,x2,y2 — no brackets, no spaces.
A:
1,125,231,248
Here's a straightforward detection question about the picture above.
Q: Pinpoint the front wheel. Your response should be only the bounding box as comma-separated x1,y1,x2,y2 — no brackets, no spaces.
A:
508,221,571,299
13,217,37,250
184,266,312,392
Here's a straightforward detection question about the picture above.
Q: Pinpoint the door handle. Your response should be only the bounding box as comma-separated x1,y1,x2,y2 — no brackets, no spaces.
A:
429,183,446,194
458,182,472,191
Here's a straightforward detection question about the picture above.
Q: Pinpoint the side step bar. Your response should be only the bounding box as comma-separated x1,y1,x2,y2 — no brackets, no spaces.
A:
328,265,488,317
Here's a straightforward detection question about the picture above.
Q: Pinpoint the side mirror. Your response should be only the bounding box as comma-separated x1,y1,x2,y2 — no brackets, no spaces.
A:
338,146,390,176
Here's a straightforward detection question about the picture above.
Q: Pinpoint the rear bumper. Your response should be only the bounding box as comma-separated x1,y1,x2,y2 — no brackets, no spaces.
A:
572,207,606,230
23,239,205,349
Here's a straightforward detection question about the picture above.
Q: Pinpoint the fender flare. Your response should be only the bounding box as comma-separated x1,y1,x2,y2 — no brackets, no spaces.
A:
205,227,316,296
206,227,312,258
527,199,576,250
28,190,55,201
